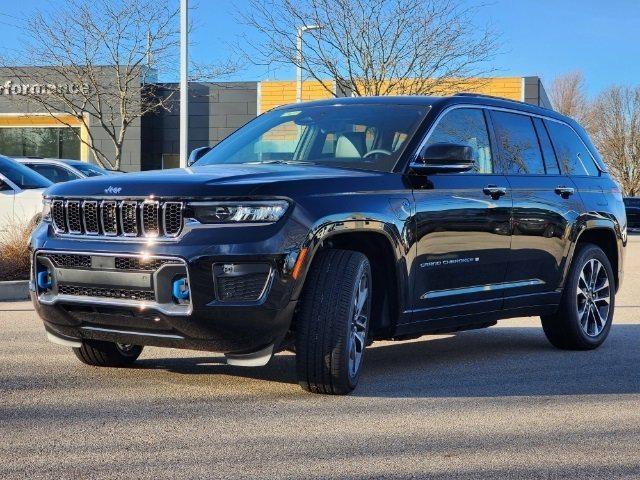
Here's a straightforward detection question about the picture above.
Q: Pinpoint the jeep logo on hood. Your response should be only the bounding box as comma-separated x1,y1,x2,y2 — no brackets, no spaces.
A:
104,186,122,194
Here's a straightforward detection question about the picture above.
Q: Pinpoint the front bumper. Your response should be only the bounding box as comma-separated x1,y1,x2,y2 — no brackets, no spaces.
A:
30,221,306,355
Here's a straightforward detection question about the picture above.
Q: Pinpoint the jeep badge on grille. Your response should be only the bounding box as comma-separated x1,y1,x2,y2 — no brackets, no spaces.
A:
104,186,122,194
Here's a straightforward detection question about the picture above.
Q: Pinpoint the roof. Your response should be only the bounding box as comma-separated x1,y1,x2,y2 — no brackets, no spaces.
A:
276,93,569,123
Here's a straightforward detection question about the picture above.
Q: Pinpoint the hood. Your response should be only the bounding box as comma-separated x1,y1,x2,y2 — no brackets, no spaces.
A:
45,163,384,198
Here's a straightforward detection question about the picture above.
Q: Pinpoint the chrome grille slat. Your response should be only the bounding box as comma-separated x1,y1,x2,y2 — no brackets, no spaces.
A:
52,200,67,233
163,202,183,237
101,201,118,236
82,201,99,235
141,201,160,237
51,198,184,239
120,201,139,236
66,201,82,234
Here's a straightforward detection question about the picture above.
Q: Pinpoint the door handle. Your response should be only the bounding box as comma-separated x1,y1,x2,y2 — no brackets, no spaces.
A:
483,185,508,199
554,186,575,199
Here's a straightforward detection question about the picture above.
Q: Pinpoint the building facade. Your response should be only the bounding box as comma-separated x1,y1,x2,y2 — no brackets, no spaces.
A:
0,69,551,171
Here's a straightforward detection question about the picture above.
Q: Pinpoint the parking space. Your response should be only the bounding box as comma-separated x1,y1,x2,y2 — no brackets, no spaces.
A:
1,238,639,479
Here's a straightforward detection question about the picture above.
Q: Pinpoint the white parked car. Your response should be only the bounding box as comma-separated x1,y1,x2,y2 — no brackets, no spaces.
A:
16,158,123,184
0,155,52,232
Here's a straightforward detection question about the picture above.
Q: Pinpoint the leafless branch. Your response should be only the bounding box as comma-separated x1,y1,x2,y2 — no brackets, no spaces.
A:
237,0,499,98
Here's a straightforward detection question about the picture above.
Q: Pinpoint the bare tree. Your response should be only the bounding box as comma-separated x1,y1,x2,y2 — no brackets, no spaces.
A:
238,0,498,97
590,85,640,196
0,0,180,170
549,71,592,127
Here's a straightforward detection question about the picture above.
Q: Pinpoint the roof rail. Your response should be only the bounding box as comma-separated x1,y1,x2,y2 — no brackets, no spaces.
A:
453,92,557,113
453,92,524,103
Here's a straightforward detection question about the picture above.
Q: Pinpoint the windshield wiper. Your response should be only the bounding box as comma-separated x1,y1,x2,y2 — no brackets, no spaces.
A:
246,160,316,165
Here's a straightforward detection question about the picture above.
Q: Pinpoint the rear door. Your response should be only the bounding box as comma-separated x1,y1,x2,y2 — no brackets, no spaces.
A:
410,107,512,320
489,110,579,308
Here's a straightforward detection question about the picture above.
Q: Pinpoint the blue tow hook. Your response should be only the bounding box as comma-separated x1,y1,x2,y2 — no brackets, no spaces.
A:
37,270,52,290
172,277,190,301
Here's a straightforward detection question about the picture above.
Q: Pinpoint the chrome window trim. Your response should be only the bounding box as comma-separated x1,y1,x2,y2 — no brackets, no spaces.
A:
411,103,603,175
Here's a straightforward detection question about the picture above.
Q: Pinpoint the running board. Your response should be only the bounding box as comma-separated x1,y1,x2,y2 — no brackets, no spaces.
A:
225,344,274,367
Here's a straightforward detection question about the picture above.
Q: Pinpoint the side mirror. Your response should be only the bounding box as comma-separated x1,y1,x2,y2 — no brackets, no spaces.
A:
187,146,212,167
410,143,475,174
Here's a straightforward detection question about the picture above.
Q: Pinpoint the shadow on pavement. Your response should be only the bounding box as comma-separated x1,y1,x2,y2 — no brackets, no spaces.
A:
134,323,640,398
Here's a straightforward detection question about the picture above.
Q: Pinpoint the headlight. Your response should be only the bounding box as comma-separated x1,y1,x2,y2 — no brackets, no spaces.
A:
189,201,289,224
42,198,52,222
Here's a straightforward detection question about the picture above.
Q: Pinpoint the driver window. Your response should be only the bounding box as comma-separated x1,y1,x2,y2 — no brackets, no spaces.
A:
425,108,493,173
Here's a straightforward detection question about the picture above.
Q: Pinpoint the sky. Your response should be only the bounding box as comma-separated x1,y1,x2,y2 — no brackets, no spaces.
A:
0,0,637,98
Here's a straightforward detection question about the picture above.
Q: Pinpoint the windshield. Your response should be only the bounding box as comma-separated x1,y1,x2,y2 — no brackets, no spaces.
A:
0,156,52,189
71,162,109,177
195,104,429,172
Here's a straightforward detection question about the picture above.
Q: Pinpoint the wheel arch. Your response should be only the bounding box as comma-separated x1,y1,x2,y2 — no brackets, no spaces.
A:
570,224,621,292
292,220,409,338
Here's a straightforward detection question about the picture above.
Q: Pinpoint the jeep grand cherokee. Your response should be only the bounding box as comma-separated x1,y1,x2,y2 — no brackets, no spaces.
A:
30,94,626,394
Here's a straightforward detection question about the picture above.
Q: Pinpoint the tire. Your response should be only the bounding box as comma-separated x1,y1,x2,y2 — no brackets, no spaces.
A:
541,243,615,350
73,340,143,367
295,249,372,395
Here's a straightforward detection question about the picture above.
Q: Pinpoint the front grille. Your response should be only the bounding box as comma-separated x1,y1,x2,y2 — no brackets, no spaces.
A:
50,199,184,238
47,253,92,269
58,285,155,301
114,257,180,271
40,253,179,271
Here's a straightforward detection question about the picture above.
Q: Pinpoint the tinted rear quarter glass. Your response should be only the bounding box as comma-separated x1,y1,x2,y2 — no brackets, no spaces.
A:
491,111,545,175
544,120,599,176
532,117,560,174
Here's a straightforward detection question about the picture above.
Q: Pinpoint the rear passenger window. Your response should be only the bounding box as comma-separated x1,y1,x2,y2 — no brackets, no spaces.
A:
426,108,493,173
532,117,560,174
545,120,599,176
491,111,545,175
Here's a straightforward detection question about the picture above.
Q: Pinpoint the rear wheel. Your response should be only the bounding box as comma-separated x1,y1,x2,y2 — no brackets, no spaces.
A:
73,340,143,367
295,249,372,395
541,243,615,350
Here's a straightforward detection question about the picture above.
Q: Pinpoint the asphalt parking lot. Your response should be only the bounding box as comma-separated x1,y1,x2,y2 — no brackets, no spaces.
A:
1,239,639,479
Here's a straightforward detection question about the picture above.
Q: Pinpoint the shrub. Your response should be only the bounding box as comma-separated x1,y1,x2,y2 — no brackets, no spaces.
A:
0,220,35,281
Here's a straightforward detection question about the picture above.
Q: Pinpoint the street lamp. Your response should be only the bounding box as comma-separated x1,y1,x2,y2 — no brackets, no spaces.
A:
179,0,188,168
296,25,322,104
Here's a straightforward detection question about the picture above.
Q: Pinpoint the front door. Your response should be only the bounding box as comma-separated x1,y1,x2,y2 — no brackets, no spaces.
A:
410,107,512,322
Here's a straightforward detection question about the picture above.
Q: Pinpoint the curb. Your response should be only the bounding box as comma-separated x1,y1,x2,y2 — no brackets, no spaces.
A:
0,280,30,301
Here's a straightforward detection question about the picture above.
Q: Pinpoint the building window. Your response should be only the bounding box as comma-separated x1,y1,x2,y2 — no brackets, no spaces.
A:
0,127,81,159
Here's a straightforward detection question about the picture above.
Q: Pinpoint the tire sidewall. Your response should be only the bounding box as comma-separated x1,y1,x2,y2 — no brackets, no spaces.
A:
566,245,615,347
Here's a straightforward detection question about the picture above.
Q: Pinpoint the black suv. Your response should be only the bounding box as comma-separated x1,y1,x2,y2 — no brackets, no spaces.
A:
31,94,626,394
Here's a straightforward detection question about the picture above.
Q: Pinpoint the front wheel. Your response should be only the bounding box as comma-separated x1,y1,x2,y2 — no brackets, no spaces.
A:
73,340,143,367
295,249,372,395
541,243,615,350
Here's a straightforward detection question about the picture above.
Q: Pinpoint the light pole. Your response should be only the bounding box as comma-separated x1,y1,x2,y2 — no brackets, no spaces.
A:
179,0,188,168
296,25,322,103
